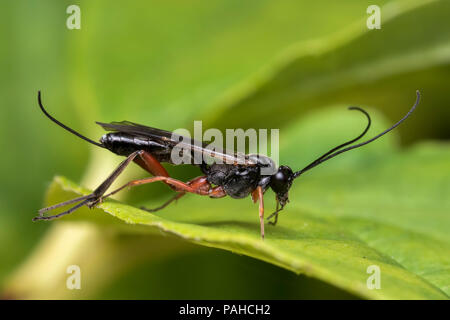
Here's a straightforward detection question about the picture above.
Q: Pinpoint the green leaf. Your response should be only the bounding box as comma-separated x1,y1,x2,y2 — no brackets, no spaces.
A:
69,0,394,125
34,104,450,300
206,0,450,144
4,0,449,299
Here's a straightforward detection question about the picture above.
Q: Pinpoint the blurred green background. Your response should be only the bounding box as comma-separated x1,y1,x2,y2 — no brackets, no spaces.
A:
1,0,449,299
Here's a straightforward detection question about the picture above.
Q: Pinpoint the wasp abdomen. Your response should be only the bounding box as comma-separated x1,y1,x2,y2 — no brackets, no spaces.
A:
100,133,167,157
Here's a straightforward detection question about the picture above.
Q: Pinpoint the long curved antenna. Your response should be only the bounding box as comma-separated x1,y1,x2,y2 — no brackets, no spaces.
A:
38,91,105,148
297,106,371,175
294,90,420,178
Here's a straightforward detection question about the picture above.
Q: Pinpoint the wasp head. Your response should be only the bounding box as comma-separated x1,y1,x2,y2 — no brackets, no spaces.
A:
270,165,294,208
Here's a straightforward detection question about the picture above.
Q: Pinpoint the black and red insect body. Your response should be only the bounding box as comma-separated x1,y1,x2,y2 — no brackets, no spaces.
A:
34,91,421,239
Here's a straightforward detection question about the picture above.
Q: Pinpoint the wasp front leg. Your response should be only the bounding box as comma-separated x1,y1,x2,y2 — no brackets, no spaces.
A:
268,199,279,226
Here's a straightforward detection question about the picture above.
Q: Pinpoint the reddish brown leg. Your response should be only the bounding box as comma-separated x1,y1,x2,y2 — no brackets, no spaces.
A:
34,150,144,221
34,149,226,221
134,151,181,190
136,152,169,176
141,176,226,212
135,152,186,211
102,175,226,201
141,192,186,213
186,176,212,194
35,150,181,220
209,185,227,198
252,186,265,240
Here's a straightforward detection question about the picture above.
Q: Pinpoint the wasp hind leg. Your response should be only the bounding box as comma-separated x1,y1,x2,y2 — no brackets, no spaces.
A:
34,150,144,221
140,192,186,213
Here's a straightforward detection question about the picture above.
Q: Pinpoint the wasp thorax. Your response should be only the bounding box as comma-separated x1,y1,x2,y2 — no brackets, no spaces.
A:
248,154,277,175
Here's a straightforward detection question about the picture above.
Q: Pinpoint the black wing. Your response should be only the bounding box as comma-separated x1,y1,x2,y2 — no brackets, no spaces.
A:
97,121,256,166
